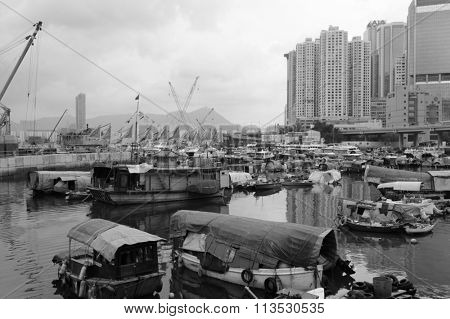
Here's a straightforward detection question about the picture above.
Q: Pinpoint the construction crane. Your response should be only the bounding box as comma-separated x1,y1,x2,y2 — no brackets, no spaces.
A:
0,21,42,137
195,107,214,142
0,21,42,102
168,81,186,123
182,76,199,114
168,76,200,125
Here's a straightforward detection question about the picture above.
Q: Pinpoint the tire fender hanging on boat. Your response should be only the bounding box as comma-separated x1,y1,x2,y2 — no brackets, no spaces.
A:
241,269,254,284
264,277,279,294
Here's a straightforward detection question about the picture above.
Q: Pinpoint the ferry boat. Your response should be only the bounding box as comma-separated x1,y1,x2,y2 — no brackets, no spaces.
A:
88,150,227,205
170,210,354,294
52,218,165,298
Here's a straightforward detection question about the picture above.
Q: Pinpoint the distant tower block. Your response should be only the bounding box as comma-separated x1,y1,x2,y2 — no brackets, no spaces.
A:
76,93,86,131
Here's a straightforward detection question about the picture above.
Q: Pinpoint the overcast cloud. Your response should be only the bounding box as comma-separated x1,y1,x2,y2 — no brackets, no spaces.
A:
0,0,411,126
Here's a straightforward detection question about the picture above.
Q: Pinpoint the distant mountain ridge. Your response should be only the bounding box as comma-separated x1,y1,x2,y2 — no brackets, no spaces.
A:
13,107,232,132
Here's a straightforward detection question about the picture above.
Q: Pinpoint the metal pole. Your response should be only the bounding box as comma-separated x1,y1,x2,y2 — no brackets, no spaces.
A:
0,21,42,102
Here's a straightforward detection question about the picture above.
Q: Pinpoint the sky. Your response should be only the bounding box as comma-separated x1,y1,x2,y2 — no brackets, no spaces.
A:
0,0,412,126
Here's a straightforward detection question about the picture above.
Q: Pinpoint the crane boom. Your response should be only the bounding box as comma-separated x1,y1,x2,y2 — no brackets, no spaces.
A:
0,21,42,102
182,76,199,113
47,109,67,142
168,81,185,123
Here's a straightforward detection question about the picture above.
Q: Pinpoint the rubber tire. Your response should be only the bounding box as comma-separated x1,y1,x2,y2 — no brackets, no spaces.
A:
264,277,278,294
352,281,367,291
241,269,254,284
383,274,399,287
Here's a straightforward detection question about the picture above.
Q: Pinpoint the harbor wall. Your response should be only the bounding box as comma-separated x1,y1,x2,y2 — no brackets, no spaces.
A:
0,152,131,178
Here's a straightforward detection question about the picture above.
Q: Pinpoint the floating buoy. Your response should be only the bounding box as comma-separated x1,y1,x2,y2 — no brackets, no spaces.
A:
410,238,418,244
169,292,175,299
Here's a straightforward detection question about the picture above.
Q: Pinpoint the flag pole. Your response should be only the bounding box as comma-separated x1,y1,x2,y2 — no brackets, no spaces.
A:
134,94,140,163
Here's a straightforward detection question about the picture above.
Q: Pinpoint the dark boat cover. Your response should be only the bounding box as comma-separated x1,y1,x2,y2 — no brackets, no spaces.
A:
170,210,338,269
68,219,164,261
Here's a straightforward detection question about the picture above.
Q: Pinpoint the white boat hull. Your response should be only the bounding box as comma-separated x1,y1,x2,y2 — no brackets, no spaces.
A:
179,252,323,292
404,222,437,234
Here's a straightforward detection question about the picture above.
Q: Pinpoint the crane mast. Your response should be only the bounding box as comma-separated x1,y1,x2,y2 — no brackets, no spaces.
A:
0,21,42,102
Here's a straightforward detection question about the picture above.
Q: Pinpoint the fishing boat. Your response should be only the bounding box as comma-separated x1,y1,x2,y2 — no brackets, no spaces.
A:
52,219,165,298
337,199,417,234
281,179,314,188
404,221,437,235
170,210,354,294
254,181,280,191
342,219,404,233
88,150,227,205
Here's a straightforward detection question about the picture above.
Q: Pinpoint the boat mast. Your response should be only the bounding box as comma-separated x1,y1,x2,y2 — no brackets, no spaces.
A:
0,21,42,102
134,94,140,163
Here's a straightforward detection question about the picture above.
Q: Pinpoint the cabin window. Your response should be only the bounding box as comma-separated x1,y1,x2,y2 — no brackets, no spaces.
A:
119,246,155,266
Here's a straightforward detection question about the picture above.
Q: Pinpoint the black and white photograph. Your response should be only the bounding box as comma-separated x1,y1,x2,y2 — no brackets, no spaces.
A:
0,0,449,314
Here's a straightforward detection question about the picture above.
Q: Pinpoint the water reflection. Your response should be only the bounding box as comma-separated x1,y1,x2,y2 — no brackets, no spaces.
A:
1,177,449,298
170,265,267,299
89,200,229,240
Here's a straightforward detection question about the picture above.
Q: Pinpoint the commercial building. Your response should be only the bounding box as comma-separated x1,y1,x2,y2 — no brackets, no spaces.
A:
377,22,407,98
386,86,442,128
334,119,383,131
75,93,86,131
407,0,450,97
370,98,387,127
348,36,371,118
364,20,385,99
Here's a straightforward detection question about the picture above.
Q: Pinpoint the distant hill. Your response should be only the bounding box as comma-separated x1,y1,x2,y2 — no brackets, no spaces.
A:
14,107,232,132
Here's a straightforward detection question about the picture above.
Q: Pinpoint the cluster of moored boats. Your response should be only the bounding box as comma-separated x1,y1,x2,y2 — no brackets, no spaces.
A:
43,143,450,299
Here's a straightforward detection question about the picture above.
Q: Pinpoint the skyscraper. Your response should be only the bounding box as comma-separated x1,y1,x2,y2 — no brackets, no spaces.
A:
407,0,450,95
284,51,297,126
348,36,371,118
319,26,348,120
295,38,320,120
377,22,407,98
364,20,385,99
76,93,86,131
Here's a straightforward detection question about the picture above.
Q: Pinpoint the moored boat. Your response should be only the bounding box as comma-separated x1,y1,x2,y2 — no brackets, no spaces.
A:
52,218,165,298
170,210,354,294
404,221,437,235
282,179,314,188
88,150,227,205
27,170,91,196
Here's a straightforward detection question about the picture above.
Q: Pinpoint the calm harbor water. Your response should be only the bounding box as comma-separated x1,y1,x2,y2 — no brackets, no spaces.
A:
0,176,449,299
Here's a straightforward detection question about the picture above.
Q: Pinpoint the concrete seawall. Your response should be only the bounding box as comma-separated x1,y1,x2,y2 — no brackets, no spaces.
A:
0,152,131,178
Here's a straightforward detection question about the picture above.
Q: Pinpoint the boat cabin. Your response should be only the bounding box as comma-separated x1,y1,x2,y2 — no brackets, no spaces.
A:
66,219,163,281
27,171,91,194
